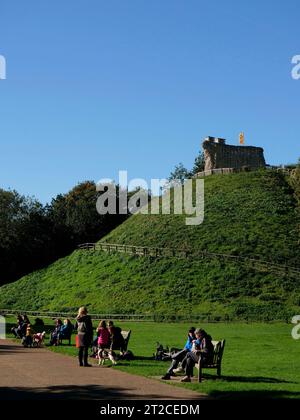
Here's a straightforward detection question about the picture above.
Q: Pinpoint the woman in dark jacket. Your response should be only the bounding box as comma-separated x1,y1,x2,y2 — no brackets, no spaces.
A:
108,320,126,353
75,306,93,367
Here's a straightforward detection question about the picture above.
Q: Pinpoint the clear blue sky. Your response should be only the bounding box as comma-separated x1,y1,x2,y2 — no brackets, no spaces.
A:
0,0,299,203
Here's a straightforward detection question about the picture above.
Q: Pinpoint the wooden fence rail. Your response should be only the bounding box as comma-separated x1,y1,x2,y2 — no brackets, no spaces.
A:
0,308,154,321
0,308,232,323
194,166,294,178
78,242,300,279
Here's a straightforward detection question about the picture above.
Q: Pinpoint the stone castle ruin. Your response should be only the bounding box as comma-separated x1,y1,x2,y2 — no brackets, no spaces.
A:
202,136,266,172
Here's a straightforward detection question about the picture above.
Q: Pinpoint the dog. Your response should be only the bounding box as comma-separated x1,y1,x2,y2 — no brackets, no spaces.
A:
97,347,117,365
32,331,46,347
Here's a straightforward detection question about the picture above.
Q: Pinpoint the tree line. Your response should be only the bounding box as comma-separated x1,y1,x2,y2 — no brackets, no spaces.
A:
0,181,130,287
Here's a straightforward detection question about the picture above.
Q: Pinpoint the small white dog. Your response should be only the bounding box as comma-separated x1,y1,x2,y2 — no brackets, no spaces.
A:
97,348,117,365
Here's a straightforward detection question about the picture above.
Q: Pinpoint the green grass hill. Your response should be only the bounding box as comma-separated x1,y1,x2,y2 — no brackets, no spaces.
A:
0,170,299,320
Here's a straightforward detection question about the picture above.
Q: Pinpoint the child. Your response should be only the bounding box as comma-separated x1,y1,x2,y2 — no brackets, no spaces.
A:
97,320,110,349
97,320,116,365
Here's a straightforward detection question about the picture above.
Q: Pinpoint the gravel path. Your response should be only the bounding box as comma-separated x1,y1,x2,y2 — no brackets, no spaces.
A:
0,339,207,400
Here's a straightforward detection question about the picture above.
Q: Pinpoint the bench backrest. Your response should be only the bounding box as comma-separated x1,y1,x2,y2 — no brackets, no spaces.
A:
121,330,131,351
211,340,226,365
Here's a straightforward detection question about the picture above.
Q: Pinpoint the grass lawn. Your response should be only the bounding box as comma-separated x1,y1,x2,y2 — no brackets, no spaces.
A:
5,317,300,399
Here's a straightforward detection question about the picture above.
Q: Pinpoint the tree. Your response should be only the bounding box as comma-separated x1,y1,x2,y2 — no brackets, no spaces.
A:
191,151,205,175
49,181,130,245
0,181,131,286
0,189,53,285
168,163,191,185
290,158,300,204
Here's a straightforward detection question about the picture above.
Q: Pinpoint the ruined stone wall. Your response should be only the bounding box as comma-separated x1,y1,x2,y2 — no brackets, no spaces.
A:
203,139,266,171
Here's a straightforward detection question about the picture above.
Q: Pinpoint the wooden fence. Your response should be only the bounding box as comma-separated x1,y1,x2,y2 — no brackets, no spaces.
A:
78,242,300,279
194,166,294,178
0,308,153,322
0,308,229,323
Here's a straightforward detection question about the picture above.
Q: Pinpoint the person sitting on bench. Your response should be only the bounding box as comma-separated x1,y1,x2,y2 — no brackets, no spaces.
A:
11,315,25,338
108,320,126,353
180,328,214,383
58,319,73,342
49,318,62,346
161,327,196,380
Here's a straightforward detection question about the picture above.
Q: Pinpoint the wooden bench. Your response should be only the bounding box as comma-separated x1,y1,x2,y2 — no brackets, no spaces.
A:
120,330,131,352
196,340,225,382
58,331,72,346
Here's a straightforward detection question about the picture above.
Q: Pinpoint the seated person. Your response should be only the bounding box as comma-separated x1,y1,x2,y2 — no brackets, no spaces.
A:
180,328,214,383
21,315,30,337
58,319,73,341
161,327,196,380
49,318,63,346
108,320,126,353
11,315,25,338
23,322,35,347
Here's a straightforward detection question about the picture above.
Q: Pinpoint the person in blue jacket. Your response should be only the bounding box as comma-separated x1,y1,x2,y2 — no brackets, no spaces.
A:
161,327,196,380
58,319,73,340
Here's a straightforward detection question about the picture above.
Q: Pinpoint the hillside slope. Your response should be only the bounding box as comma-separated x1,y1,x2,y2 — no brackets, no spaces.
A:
0,170,299,320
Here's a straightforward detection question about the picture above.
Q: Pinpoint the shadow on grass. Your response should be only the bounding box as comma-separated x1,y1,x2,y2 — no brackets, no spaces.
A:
133,355,156,361
210,390,300,400
203,374,297,385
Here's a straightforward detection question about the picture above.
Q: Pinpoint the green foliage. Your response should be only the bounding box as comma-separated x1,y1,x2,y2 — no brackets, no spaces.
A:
289,158,300,205
168,150,205,182
49,181,128,244
168,162,191,183
0,189,55,286
0,181,129,286
0,170,299,320
191,150,205,174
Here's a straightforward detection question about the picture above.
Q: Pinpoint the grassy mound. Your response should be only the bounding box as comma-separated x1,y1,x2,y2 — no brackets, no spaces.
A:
0,170,299,320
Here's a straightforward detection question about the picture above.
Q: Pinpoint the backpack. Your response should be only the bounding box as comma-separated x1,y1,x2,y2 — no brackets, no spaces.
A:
119,350,134,361
77,321,86,333
154,343,172,361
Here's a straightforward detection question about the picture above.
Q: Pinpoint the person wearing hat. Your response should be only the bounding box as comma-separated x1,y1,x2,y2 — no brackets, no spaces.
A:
161,327,196,380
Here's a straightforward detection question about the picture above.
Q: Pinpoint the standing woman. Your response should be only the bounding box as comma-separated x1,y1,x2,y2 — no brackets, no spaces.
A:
75,306,93,367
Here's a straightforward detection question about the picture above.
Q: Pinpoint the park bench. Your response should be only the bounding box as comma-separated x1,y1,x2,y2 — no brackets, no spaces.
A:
120,329,131,352
196,339,225,382
58,330,72,346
